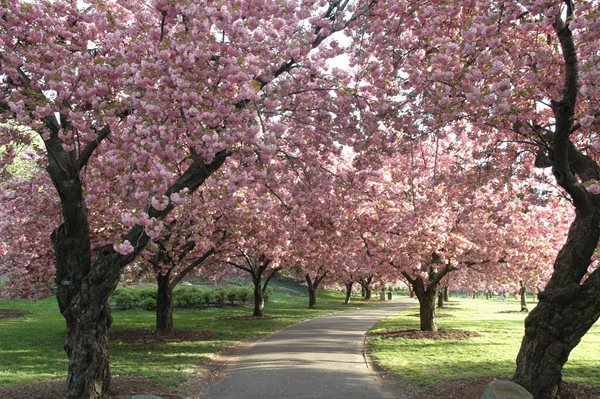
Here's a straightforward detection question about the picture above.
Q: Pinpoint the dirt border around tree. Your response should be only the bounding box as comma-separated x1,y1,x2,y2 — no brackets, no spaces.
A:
0,309,32,320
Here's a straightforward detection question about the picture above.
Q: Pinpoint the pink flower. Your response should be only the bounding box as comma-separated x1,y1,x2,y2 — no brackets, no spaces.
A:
151,195,169,211
114,240,134,255
586,184,600,195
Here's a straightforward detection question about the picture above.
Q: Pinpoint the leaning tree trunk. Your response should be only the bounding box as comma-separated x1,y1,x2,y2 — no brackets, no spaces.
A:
512,212,600,398
156,272,173,333
344,281,353,304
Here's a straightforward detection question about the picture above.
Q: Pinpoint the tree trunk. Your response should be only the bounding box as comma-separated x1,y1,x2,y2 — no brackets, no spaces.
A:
443,286,449,302
416,288,437,332
409,286,414,297
519,281,528,313
156,272,173,333
513,212,600,398
361,285,365,298
253,278,264,317
344,282,353,304
437,291,444,308
364,285,371,300
308,287,317,309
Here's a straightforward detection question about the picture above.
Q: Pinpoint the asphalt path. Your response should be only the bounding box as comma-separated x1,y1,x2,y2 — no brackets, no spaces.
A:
202,300,412,399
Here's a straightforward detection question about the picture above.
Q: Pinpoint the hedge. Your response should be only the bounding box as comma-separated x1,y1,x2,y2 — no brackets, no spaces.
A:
111,285,263,310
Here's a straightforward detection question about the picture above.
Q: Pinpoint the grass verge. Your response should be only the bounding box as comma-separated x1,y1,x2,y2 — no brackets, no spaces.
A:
0,289,373,392
368,297,600,389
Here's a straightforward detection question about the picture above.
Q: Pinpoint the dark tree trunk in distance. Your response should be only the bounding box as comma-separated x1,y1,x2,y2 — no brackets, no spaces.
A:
156,272,173,333
305,269,328,309
228,253,281,317
344,281,354,304
437,291,445,308
519,281,528,313
152,247,216,333
443,286,449,302
358,275,373,301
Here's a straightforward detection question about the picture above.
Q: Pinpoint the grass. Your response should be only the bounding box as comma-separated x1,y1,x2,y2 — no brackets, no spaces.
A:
0,287,373,392
368,296,600,388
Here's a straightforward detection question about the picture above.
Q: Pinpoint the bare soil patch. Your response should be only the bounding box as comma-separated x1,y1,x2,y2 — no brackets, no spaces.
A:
410,376,600,399
498,310,529,314
110,329,219,344
408,313,454,318
373,328,480,340
0,308,31,319
215,315,280,321
0,376,181,399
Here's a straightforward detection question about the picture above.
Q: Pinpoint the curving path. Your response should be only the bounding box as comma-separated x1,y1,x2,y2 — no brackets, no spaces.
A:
201,300,412,399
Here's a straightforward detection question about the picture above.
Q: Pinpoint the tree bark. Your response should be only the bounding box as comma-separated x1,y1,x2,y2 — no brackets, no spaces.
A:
358,275,373,301
253,277,265,317
44,121,228,398
437,290,445,308
344,281,353,304
519,281,528,313
512,212,600,398
411,278,437,332
156,272,173,333
443,286,449,302
305,270,328,309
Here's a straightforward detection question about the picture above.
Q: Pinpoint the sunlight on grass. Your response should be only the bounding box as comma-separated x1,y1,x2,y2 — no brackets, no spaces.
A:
368,297,600,388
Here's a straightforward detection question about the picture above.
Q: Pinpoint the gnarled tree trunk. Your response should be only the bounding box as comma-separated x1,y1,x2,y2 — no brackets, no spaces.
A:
512,11,600,399
512,212,600,398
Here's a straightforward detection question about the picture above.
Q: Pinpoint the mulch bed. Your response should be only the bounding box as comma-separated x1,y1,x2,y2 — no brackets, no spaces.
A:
373,328,480,340
408,313,454,318
411,376,600,399
215,315,280,321
0,309,31,320
0,376,182,399
110,329,219,344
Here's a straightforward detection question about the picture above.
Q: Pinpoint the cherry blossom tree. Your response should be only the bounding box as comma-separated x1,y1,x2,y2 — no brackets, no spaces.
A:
0,1,377,397
359,0,599,395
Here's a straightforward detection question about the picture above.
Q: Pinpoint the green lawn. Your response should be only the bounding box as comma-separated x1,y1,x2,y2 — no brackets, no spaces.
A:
368,297,600,388
0,289,372,392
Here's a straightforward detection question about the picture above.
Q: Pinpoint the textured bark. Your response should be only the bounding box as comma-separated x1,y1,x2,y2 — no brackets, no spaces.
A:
344,281,353,304
513,212,600,398
156,272,173,333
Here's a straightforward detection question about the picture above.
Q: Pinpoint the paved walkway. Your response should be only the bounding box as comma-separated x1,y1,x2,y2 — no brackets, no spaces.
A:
202,300,412,399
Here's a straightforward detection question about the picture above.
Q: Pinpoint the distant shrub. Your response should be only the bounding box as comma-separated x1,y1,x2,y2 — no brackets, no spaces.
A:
112,285,258,310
